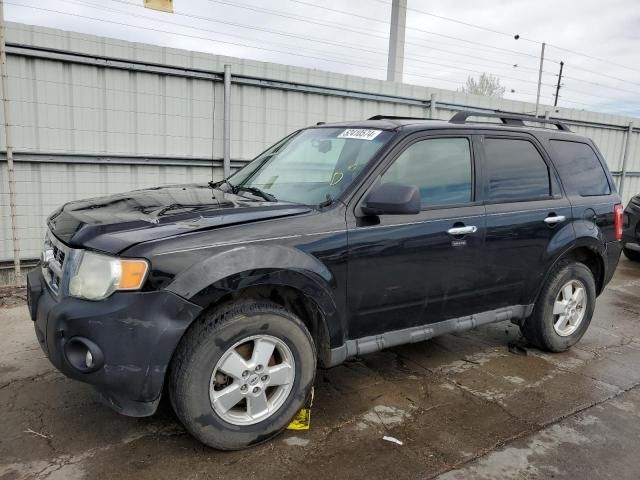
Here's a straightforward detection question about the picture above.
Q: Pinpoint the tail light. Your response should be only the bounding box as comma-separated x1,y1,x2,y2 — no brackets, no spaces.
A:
614,203,623,240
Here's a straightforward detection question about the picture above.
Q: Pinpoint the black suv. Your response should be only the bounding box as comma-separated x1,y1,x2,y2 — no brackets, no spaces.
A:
27,112,623,450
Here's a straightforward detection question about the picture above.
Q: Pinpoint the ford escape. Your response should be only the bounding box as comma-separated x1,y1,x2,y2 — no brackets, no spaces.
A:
27,112,623,450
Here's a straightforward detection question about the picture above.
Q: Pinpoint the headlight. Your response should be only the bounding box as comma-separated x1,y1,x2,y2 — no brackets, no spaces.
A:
69,251,149,301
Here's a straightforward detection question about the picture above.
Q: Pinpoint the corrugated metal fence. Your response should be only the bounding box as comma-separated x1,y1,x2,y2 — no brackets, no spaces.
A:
1,22,639,281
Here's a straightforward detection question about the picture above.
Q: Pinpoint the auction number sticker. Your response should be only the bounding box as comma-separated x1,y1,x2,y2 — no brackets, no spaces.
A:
338,129,382,140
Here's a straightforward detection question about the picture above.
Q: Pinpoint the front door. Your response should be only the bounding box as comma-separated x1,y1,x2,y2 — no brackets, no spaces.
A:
346,134,487,339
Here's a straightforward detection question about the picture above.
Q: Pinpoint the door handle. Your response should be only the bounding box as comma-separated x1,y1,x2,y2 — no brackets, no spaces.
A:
544,215,566,225
447,225,477,236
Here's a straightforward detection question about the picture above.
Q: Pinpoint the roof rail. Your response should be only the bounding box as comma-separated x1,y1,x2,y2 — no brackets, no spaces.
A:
449,111,571,132
368,115,436,121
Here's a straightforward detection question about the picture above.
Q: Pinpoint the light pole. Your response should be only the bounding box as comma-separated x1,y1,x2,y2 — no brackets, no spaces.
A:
387,0,407,82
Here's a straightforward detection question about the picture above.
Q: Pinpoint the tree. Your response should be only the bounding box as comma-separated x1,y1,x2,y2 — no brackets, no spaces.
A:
459,73,505,98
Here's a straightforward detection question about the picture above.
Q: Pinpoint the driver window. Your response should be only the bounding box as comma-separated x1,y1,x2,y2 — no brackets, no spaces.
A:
381,137,472,207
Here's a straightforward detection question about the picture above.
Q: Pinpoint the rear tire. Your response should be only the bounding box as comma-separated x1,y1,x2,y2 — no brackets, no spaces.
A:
623,246,640,262
521,261,596,352
168,300,316,450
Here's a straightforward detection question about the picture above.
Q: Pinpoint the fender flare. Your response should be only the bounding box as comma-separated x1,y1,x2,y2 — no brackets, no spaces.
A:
165,244,345,350
527,225,606,313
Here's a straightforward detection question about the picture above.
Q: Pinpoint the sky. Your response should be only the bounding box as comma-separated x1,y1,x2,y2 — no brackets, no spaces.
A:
4,0,640,117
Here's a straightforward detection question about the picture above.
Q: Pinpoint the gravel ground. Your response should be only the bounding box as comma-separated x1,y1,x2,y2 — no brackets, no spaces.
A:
0,287,27,309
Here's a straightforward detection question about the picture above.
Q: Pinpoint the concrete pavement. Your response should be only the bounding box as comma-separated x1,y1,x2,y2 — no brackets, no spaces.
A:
1,258,640,479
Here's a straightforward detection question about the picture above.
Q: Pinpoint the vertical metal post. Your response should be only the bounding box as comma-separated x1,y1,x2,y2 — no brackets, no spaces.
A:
619,121,634,197
535,42,546,117
223,64,231,179
386,0,407,83
553,61,564,107
0,0,21,285
429,93,437,119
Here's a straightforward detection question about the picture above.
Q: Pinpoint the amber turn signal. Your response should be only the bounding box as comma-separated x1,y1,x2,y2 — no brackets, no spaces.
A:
118,259,149,290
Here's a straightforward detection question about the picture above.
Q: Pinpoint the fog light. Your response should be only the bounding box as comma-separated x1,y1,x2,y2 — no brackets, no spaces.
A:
85,350,94,368
64,337,104,373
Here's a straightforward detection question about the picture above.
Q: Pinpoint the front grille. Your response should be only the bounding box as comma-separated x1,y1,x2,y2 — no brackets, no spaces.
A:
41,231,69,295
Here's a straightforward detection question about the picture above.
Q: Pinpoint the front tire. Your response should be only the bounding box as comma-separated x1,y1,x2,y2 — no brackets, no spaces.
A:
521,261,596,352
168,300,316,450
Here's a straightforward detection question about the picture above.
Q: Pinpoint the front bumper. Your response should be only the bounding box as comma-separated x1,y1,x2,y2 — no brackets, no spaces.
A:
27,269,202,416
622,200,640,247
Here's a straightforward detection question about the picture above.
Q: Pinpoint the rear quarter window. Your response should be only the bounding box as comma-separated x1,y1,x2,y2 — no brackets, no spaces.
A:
549,140,611,196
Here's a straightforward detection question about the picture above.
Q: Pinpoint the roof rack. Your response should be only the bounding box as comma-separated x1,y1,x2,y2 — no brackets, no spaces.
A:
449,111,571,132
368,115,438,121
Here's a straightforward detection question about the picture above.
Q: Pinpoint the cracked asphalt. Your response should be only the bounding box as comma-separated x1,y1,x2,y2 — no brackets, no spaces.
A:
2,258,640,479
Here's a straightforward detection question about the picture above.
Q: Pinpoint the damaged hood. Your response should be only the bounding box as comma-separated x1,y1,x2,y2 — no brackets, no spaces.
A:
47,184,311,253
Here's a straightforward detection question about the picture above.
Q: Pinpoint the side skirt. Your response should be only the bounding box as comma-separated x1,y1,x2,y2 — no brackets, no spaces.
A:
327,305,529,367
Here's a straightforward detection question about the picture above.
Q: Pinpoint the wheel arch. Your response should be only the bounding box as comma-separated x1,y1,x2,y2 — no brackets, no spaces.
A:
200,281,334,367
165,245,345,368
533,240,606,308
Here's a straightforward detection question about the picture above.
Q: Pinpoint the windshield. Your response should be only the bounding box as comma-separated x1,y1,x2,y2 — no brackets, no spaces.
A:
228,127,393,205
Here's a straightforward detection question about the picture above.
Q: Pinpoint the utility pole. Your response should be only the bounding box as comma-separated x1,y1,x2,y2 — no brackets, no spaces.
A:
386,0,407,82
534,42,546,117
0,0,21,285
554,61,564,107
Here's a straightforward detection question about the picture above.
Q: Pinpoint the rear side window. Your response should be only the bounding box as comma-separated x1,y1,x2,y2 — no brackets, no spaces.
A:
381,137,472,206
483,138,550,202
549,140,611,196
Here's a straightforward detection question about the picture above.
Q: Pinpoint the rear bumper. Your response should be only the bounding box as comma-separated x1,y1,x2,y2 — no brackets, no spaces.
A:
27,269,202,416
603,240,622,288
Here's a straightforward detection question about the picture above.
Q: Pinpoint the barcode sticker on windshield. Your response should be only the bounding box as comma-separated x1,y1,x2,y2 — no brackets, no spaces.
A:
338,129,382,140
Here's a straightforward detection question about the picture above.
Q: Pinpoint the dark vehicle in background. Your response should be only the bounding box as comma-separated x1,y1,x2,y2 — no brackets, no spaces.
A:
27,112,623,450
622,195,640,262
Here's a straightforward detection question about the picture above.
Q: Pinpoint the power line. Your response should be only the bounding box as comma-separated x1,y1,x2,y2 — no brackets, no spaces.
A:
371,0,540,44
372,0,640,79
546,43,640,75
6,1,490,91
4,2,391,72
289,0,546,61
8,1,637,114
139,0,537,79
291,0,640,95
58,0,555,89
559,64,640,88
561,74,640,96
196,0,544,67
193,0,550,79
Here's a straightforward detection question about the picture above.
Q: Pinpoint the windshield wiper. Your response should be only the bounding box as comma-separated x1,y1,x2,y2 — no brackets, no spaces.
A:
318,194,334,208
208,178,236,193
235,186,277,202
209,178,277,202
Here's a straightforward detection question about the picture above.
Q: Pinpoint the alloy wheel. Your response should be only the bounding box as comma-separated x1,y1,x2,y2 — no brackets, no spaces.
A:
209,334,295,425
552,280,587,337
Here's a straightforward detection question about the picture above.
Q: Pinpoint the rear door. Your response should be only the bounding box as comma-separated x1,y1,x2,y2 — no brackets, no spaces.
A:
345,133,487,339
477,133,573,310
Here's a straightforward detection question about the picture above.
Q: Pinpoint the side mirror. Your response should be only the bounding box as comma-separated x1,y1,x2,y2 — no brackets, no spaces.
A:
361,182,421,216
